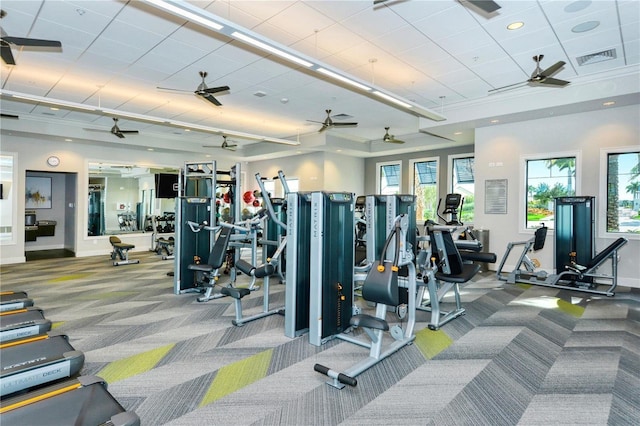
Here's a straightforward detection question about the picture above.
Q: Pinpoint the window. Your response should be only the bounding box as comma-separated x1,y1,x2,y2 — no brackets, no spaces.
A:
449,155,474,223
377,161,401,194
410,158,438,223
605,150,640,235
525,155,577,230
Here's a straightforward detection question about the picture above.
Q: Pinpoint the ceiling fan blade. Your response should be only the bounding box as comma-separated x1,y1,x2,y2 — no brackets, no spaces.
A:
202,85,230,94
2,36,61,48
201,93,222,106
1,113,19,119
318,124,329,133
118,130,139,134
488,81,528,93
1,43,15,65
332,122,358,127
306,119,324,124
540,61,566,77
466,0,501,13
113,132,125,139
537,77,570,86
387,138,405,144
157,86,192,94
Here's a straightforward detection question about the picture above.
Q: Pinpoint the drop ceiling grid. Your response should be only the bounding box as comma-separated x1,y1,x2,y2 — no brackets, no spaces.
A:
263,2,336,41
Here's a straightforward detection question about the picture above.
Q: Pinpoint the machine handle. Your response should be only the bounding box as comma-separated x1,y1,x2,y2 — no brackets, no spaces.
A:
314,364,357,387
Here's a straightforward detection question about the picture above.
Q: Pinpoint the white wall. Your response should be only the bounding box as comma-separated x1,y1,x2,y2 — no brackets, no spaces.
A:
244,151,364,196
475,104,640,288
0,133,233,264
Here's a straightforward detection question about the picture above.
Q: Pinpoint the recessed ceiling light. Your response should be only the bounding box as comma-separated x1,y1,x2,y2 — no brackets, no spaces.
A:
50,107,59,111
147,148,154,151
507,22,524,30
454,131,462,135
564,0,591,13
64,138,72,142
572,21,599,33
184,128,190,132
603,101,615,106
336,149,343,152
491,119,499,124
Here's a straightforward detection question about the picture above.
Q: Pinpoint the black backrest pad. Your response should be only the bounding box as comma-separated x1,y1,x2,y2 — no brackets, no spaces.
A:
207,228,233,268
587,237,627,270
441,231,464,275
533,226,548,251
362,260,399,307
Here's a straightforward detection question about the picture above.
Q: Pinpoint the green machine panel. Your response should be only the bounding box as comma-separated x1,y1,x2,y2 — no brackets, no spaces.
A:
554,196,595,273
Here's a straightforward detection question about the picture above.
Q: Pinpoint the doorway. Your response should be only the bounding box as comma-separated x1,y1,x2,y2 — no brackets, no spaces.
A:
25,170,77,261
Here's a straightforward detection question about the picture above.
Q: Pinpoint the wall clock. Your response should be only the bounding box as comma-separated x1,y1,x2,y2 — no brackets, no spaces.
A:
47,156,60,167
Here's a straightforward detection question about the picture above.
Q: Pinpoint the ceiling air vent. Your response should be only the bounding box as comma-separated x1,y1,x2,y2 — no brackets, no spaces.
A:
576,48,616,66
253,91,267,97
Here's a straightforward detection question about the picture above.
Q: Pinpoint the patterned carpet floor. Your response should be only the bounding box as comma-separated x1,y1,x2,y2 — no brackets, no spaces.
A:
1,250,639,425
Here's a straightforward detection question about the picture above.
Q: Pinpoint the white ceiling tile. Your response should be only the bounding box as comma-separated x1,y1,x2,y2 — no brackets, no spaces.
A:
341,6,409,41
265,2,335,40
38,0,116,37
100,21,165,54
306,1,371,22
412,5,483,41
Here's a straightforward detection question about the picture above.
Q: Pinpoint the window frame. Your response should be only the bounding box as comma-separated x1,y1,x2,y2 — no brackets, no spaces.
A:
599,146,640,240
376,160,402,194
409,156,439,223
447,153,475,224
519,150,581,234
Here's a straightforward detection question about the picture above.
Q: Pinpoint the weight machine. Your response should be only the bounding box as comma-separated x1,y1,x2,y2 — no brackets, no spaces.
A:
219,172,288,326
314,214,417,389
496,222,628,296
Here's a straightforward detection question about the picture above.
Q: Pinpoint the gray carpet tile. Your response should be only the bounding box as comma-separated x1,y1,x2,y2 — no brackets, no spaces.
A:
1,251,639,425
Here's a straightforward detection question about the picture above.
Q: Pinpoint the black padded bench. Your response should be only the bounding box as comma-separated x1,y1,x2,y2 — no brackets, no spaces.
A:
109,236,140,266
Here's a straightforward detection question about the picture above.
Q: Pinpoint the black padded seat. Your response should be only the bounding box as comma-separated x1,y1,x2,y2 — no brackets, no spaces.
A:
188,263,215,273
459,250,497,264
109,236,134,250
586,237,627,270
435,262,480,284
220,287,251,300
350,314,389,331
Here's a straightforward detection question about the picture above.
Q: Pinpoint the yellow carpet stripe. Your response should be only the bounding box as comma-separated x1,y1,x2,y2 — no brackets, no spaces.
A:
47,273,94,283
51,321,64,329
556,299,585,317
97,343,175,383
414,328,453,359
199,349,273,408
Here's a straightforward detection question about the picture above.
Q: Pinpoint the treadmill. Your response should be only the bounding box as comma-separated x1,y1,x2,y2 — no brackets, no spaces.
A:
0,375,140,426
0,291,34,312
0,307,52,343
0,333,84,397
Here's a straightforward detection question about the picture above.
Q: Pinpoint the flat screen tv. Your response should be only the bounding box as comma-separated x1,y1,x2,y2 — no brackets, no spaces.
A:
155,173,179,199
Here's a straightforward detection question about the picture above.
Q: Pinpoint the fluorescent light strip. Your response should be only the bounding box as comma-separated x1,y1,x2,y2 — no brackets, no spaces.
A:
144,0,223,30
10,93,99,112
373,91,412,109
316,68,371,91
142,0,446,121
231,32,313,68
1,90,299,146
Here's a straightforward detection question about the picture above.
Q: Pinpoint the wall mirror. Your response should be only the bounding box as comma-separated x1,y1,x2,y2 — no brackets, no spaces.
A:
0,154,15,243
87,162,178,237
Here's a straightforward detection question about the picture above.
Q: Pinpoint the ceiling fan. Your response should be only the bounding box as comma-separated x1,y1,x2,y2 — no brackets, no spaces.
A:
382,127,405,144
308,109,358,133
203,135,238,151
157,71,230,106
0,9,62,65
85,117,139,139
489,54,570,93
